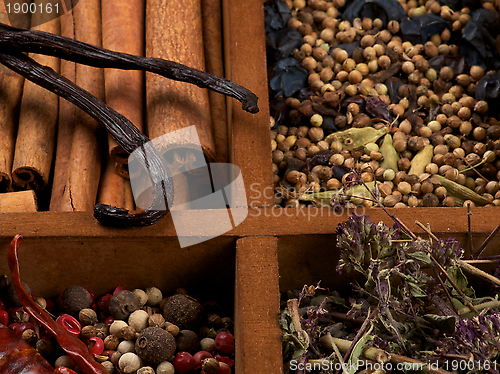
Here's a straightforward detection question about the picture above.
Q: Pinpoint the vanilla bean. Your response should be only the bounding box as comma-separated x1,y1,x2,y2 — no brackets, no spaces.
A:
0,51,173,226
0,22,259,113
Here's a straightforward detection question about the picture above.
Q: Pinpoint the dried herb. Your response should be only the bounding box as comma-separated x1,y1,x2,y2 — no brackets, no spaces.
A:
400,14,450,45
0,22,259,226
459,9,500,71
341,0,406,27
269,58,309,99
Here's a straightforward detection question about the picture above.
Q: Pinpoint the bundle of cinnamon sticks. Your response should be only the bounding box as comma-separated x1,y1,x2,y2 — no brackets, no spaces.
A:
0,0,229,214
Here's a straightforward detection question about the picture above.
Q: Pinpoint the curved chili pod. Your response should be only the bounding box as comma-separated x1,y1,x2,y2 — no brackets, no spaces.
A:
8,235,108,374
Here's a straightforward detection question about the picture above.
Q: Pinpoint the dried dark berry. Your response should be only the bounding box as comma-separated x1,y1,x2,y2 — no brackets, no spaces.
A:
60,286,92,316
109,290,141,320
135,327,176,364
163,294,204,331
175,330,200,354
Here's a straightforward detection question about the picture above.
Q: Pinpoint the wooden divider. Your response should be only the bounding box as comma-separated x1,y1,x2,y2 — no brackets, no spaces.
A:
235,236,283,374
223,0,274,208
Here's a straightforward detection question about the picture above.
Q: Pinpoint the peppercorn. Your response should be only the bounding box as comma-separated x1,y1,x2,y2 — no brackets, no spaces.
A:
103,334,119,350
80,325,98,340
438,194,454,206
79,308,98,326
60,286,92,316
162,294,204,331
135,327,176,365
109,290,142,320
174,330,200,354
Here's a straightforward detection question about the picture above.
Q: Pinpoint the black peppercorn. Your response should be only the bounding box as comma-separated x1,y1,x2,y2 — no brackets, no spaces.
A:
135,327,176,364
162,294,204,331
175,330,200,354
60,286,92,316
109,290,141,320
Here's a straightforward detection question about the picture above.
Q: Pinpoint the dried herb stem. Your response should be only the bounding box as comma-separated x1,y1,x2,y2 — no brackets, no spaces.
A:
336,308,379,374
327,333,347,374
414,220,479,315
467,202,474,258
457,259,500,288
389,353,455,374
457,299,500,315
463,259,498,264
415,220,439,241
474,222,500,259
432,256,478,315
432,267,459,315
286,298,310,346
321,335,390,364
359,179,417,240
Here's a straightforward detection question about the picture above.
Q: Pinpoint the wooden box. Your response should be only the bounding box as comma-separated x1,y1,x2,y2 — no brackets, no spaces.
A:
1,1,500,374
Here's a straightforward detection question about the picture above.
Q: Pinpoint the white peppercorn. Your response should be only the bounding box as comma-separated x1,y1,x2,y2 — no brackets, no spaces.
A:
128,309,149,333
118,352,142,374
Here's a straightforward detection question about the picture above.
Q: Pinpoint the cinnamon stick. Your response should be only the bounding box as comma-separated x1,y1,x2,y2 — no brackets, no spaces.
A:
12,0,60,192
0,190,37,212
201,0,228,162
49,9,76,211
59,0,106,211
102,0,145,177
0,3,28,193
145,0,216,161
97,155,135,211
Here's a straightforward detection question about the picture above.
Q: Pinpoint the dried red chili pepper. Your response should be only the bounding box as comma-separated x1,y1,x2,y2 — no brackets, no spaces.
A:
365,96,392,122
7,235,107,374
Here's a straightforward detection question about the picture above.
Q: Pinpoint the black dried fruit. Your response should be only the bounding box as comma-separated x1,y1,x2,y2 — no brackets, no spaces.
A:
342,95,366,112
475,72,500,115
60,286,92,316
162,294,204,331
334,42,360,58
321,116,338,134
332,165,350,181
109,290,141,320
365,97,392,122
135,327,176,364
437,0,481,11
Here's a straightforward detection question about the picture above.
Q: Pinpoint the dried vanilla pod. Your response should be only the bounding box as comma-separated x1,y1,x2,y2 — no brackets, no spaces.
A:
0,21,259,226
